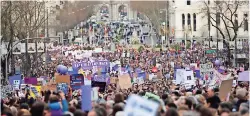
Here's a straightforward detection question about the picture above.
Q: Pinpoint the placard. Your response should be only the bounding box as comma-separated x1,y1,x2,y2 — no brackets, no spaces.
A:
55,75,70,85
91,81,106,92
81,85,92,111
118,74,132,89
57,83,68,94
124,95,159,116
238,71,249,82
219,79,233,101
70,74,84,90
200,63,213,79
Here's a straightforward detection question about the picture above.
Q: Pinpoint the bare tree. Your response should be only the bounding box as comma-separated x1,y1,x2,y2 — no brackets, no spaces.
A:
130,1,168,36
200,0,249,63
57,1,99,32
1,1,48,77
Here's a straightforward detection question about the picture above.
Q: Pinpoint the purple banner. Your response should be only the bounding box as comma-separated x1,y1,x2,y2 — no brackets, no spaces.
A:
24,78,38,85
72,60,110,70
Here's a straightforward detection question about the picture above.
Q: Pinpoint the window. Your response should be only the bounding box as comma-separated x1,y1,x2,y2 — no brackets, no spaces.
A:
187,0,191,5
187,13,191,26
244,13,248,31
234,14,238,31
216,12,220,25
182,14,185,30
193,13,196,31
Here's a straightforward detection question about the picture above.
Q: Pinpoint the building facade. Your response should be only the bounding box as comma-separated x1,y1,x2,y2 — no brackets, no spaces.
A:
172,0,249,42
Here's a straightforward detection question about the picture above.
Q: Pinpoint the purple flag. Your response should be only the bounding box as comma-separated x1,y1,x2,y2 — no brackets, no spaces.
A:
24,78,38,85
81,85,92,111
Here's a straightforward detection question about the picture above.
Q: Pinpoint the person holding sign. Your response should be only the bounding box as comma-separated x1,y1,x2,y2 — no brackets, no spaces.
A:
48,91,68,115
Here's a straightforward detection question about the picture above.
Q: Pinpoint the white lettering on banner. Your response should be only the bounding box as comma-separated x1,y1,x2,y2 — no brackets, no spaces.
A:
124,95,159,116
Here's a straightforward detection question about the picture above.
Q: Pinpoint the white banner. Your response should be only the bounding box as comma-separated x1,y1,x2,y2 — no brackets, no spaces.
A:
27,43,36,53
37,42,45,52
12,42,21,54
229,41,235,49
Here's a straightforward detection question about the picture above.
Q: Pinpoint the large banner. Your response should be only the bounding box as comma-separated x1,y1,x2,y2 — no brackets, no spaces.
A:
72,60,110,70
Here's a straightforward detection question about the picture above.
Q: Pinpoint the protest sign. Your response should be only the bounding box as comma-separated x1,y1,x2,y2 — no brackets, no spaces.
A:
55,75,70,85
118,74,132,89
238,71,249,82
219,79,234,101
175,69,185,84
37,78,44,86
92,74,107,82
124,95,159,116
24,78,38,85
91,87,99,101
30,86,40,97
91,81,106,92
70,74,84,90
81,85,92,111
57,83,68,94
9,75,22,85
200,63,213,79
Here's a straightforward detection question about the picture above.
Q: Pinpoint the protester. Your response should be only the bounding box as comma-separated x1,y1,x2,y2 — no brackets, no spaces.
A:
2,35,249,116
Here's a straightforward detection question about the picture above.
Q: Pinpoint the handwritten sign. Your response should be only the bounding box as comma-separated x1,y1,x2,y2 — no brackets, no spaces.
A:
118,74,132,89
57,83,68,94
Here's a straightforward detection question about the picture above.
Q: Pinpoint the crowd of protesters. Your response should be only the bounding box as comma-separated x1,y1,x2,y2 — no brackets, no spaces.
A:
1,39,249,116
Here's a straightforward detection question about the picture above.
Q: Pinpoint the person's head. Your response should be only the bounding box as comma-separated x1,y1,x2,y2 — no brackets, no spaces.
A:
112,103,125,116
177,105,189,116
9,97,17,106
239,103,249,116
166,103,177,110
198,107,213,116
220,108,231,116
165,108,179,116
17,109,31,116
87,106,107,116
74,109,87,116
114,93,124,104
207,88,215,98
236,88,247,100
219,102,233,113
20,103,29,110
195,94,207,106
30,102,45,116
49,94,60,103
